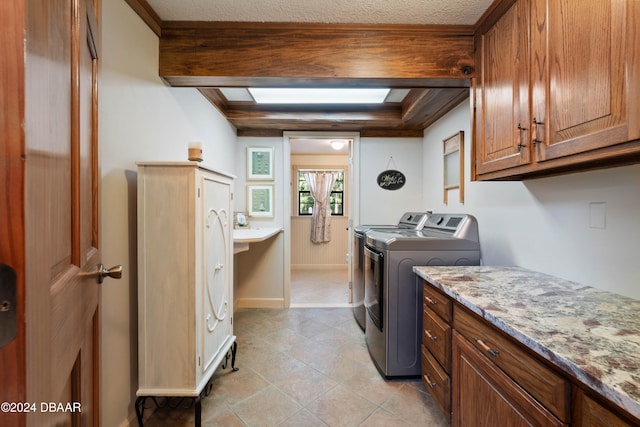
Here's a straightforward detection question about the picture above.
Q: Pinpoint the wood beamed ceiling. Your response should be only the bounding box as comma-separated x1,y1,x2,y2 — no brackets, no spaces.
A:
126,0,477,136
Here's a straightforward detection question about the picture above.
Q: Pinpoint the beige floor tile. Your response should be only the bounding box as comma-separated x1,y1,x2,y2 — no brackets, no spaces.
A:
278,408,328,427
142,273,449,427
306,385,378,427
232,385,302,427
273,365,337,405
359,408,413,426
382,383,449,426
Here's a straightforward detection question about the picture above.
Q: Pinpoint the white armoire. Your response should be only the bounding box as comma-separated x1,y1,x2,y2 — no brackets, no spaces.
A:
135,162,236,414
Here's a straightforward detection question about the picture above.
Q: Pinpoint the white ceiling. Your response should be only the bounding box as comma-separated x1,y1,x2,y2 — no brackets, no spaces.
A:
146,0,494,25
290,138,350,155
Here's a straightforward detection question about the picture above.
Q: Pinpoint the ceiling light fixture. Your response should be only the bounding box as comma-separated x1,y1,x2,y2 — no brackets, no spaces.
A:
248,88,390,104
330,140,346,150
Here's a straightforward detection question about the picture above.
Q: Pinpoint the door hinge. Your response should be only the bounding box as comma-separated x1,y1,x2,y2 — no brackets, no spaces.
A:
198,188,201,198
231,192,234,201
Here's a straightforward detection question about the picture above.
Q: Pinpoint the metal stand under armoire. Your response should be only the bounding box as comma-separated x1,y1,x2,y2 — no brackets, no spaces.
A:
134,342,238,427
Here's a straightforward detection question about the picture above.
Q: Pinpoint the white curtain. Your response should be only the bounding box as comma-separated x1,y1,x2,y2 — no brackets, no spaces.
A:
304,171,336,243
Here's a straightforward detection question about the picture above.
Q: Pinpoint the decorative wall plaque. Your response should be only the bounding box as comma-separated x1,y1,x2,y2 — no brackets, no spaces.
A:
377,169,406,190
377,157,405,190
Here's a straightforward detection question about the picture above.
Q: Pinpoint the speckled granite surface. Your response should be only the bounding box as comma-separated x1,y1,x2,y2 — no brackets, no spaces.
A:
413,265,640,420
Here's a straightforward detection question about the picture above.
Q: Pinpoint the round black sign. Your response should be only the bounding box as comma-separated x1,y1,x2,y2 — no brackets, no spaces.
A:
377,169,406,190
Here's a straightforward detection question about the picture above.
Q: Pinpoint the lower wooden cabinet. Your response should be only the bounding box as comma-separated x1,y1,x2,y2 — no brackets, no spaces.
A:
421,279,640,426
574,390,637,427
422,345,451,416
452,331,567,427
454,305,569,421
421,283,454,420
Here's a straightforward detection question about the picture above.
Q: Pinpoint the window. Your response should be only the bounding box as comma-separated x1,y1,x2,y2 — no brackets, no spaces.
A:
298,170,344,216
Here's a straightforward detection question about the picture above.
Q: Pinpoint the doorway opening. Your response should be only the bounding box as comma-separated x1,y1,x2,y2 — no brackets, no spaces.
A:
283,132,360,308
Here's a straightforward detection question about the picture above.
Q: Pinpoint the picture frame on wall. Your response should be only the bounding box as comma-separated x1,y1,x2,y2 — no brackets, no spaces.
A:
247,147,274,180
247,184,274,217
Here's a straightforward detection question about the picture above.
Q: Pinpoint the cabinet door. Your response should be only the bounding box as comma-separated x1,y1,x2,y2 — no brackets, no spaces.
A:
574,390,637,427
452,332,566,427
531,0,640,162
474,0,531,176
200,174,232,375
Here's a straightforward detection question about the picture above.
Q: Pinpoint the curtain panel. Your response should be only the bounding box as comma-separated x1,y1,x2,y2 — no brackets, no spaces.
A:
303,172,336,243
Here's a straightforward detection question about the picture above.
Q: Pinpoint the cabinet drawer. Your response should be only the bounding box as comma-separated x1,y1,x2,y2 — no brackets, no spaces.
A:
423,308,451,372
423,281,452,322
454,306,570,423
422,345,451,418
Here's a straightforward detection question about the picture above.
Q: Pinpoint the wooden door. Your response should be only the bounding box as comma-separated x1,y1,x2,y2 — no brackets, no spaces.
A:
1,0,103,425
531,0,640,162
474,0,531,177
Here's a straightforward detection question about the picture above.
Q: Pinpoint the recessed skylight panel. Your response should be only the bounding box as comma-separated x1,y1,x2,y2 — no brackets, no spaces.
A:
248,88,390,104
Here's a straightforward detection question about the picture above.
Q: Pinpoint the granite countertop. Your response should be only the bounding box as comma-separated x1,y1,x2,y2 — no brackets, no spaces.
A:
413,265,640,420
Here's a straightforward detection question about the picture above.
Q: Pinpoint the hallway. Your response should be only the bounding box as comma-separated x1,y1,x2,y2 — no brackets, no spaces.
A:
290,268,351,307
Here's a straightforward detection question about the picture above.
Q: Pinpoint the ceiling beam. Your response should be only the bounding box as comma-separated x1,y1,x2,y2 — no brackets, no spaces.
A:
159,22,475,86
124,0,162,36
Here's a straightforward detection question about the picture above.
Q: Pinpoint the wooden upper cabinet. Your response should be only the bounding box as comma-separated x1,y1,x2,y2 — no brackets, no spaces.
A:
531,0,639,163
474,0,531,176
473,0,640,180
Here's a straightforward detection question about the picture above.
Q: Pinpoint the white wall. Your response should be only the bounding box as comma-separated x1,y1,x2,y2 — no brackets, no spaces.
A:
99,1,237,425
359,137,424,224
423,101,640,299
234,137,286,307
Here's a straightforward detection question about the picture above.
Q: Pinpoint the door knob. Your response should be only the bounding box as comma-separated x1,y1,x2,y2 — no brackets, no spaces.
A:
82,264,123,284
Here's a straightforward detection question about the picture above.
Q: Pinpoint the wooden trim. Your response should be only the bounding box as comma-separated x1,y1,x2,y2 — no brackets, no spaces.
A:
474,0,519,34
92,308,100,427
0,0,26,425
124,0,162,37
90,0,100,249
71,0,81,266
159,22,475,85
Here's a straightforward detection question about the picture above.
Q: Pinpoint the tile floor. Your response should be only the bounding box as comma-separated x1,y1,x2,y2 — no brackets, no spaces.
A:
290,268,351,307
142,307,449,426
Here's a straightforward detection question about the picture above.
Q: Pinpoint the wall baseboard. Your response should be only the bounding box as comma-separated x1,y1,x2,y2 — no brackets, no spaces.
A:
236,298,285,308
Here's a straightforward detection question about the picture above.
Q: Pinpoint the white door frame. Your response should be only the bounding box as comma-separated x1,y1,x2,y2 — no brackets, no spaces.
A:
282,131,361,307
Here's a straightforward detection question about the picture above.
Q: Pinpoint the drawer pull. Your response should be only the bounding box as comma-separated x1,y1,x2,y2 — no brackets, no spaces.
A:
425,374,436,388
424,329,437,341
425,296,437,305
474,337,500,357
